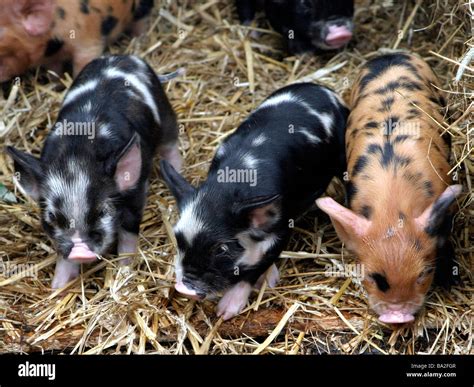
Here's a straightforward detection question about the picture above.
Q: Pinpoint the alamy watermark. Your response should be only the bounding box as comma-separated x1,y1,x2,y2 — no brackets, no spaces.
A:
0,259,38,279
325,263,365,279
217,166,257,187
381,119,421,138
53,119,96,139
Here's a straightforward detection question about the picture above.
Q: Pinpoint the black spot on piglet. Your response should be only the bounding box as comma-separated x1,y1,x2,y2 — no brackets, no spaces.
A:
367,143,382,155
346,182,357,206
80,0,90,14
365,121,378,129
370,273,390,292
133,0,154,21
360,205,372,219
352,155,369,177
423,181,434,198
44,38,64,57
56,7,66,19
101,16,118,36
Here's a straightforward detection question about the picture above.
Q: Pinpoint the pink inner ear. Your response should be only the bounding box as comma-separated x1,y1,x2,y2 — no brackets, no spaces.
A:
115,143,142,191
250,204,275,229
251,207,268,228
20,0,54,36
316,197,371,237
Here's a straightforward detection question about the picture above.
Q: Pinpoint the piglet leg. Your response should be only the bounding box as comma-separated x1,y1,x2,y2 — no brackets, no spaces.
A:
217,281,252,321
52,257,80,289
255,263,280,289
118,229,138,265
159,143,183,172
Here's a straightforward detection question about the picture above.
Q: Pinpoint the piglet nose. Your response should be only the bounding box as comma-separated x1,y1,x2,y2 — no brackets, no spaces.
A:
379,303,415,324
325,25,352,47
175,281,205,300
387,303,403,312
68,241,97,263
379,311,415,324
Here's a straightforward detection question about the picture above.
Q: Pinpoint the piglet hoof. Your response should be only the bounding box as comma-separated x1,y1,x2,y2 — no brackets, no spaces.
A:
216,282,252,321
255,264,280,289
265,264,280,288
217,295,246,321
51,259,80,290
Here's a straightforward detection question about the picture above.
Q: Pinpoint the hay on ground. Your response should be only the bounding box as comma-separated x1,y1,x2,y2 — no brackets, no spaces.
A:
0,0,472,354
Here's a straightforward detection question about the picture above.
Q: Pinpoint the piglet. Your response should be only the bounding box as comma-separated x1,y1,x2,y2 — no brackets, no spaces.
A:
316,53,462,324
161,83,348,320
7,54,182,289
235,0,354,53
0,0,154,82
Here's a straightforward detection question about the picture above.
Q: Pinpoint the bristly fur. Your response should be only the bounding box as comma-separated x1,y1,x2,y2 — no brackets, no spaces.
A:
0,0,154,81
162,83,348,318
7,54,179,288
344,53,458,317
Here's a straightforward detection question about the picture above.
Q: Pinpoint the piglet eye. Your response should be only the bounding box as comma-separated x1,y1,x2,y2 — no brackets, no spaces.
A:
215,244,230,257
89,231,103,242
47,211,57,224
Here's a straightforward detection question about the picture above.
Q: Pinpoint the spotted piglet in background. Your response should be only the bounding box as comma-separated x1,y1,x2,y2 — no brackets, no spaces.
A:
316,53,463,324
236,0,354,53
161,83,348,320
7,55,181,289
0,0,153,82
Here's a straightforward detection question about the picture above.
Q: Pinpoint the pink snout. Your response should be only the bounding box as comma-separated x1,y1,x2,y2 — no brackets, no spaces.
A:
325,25,352,48
68,241,97,264
379,311,415,324
175,281,204,301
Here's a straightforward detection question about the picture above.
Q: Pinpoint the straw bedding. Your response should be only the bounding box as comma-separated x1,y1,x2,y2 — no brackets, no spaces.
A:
0,0,472,354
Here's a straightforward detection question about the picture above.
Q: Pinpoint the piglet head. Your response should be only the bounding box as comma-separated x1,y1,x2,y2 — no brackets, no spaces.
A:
316,184,462,324
6,134,143,284
0,0,54,81
297,0,354,50
160,160,282,300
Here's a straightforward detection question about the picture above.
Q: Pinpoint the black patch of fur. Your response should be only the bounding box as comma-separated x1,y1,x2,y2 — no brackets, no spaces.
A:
101,16,118,36
80,0,90,14
370,273,390,292
44,38,64,57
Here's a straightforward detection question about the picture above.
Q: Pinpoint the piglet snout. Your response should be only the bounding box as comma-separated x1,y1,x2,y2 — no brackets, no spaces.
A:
68,238,97,263
175,281,205,300
325,25,352,48
379,310,415,324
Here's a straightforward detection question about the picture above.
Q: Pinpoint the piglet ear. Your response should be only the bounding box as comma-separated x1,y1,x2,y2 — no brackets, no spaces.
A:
6,146,42,201
233,194,281,230
16,0,54,36
114,134,142,192
160,159,195,210
316,197,371,251
415,185,462,236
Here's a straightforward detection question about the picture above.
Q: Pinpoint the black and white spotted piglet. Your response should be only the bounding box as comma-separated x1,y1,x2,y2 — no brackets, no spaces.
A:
161,83,348,320
7,55,181,289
